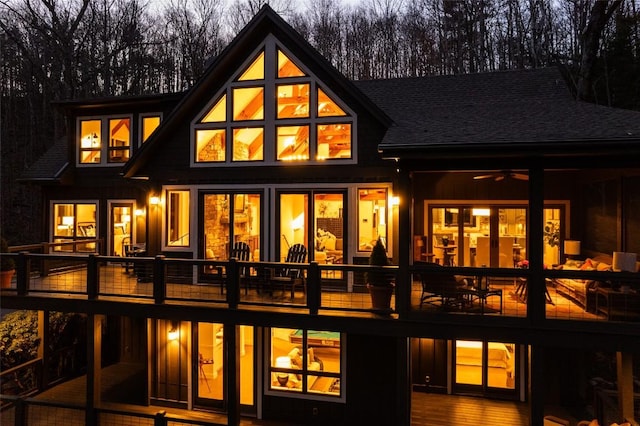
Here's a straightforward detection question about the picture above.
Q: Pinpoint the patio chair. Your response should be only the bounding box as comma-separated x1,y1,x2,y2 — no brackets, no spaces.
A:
415,261,472,310
215,241,251,294
267,243,307,299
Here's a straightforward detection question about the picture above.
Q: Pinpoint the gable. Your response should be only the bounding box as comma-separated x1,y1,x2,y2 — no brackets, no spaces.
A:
122,5,391,179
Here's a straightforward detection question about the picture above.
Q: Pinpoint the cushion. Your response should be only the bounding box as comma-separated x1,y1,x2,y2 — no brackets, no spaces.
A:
596,262,612,272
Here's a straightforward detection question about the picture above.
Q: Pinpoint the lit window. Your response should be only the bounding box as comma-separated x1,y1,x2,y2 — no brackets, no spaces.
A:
201,95,226,123
277,84,310,119
278,50,305,78
269,328,342,398
79,120,102,164
358,188,388,252
141,115,161,143
196,129,226,162
318,88,346,117
168,190,190,247
317,124,351,160
233,87,264,121
233,127,263,161
277,126,309,161
238,52,264,81
191,37,355,165
52,202,98,252
108,118,131,163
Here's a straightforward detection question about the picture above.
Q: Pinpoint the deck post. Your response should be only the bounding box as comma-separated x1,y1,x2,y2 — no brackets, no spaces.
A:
16,251,29,296
153,255,166,304
307,261,320,314
227,258,239,309
87,254,99,300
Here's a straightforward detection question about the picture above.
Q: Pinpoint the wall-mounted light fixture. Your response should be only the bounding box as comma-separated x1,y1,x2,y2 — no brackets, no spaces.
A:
167,320,180,341
134,208,144,216
389,196,400,207
150,195,161,205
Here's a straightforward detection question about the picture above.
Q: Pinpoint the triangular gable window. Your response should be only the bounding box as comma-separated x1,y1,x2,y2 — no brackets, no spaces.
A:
277,50,305,78
201,94,226,123
238,51,265,81
192,35,355,166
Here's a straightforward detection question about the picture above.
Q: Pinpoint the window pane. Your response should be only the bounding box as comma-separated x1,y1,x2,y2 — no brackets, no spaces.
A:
233,87,264,121
238,51,264,81
314,193,344,278
196,129,226,162
358,188,388,251
79,120,101,164
235,194,261,262
142,116,161,143
277,84,310,119
317,124,351,159
203,194,230,261
277,50,305,78
318,88,346,117
108,118,131,163
233,128,263,161
277,126,309,161
168,190,189,246
279,194,308,261
270,328,342,397
197,322,224,400
54,204,75,237
201,95,226,123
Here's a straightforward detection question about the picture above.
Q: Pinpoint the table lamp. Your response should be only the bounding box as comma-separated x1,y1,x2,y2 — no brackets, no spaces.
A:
275,356,291,387
564,240,581,261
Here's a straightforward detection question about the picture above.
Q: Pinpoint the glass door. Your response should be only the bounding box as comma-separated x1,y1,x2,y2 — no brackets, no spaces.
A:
195,323,255,413
109,202,134,257
278,193,310,261
454,340,517,396
313,192,345,280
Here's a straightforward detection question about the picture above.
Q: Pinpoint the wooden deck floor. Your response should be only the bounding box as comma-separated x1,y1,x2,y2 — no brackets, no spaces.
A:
22,363,533,425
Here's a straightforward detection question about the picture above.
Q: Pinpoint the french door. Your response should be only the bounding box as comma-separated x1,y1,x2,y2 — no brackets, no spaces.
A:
194,322,256,414
453,339,519,397
108,201,134,257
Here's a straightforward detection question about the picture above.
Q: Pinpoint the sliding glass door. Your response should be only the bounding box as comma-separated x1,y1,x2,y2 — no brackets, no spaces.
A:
454,340,517,396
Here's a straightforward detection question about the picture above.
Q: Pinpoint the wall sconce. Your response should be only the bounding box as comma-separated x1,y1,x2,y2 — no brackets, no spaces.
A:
167,320,180,341
275,356,292,387
150,195,161,205
389,196,400,207
564,240,581,261
134,208,144,216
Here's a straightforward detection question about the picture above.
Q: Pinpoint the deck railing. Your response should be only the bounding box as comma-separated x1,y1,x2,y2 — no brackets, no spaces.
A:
2,251,639,322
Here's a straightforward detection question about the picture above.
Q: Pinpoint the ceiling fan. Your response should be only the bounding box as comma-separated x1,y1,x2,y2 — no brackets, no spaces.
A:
473,171,529,182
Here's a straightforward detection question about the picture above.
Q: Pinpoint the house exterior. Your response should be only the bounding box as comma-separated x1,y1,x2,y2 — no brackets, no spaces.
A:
4,5,640,426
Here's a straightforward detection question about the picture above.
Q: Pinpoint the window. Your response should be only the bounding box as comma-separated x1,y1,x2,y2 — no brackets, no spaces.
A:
358,188,388,252
78,116,132,165
192,36,355,166
141,114,161,143
167,190,190,247
269,328,343,399
52,202,98,252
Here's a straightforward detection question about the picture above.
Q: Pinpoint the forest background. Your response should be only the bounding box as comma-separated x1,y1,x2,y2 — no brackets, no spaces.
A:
1,0,639,244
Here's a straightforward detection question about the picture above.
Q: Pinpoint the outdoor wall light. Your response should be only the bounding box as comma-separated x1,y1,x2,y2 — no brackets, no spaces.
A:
134,208,144,216
150,195,161,205
390,196,400,207
168,320,180,341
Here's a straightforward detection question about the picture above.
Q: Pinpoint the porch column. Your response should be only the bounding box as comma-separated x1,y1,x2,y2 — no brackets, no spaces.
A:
529,344,545,426
527,167,545,324
86,314,102,425
225,322,240,426
616,351,636,424
396,165,412,318
396,336,411,425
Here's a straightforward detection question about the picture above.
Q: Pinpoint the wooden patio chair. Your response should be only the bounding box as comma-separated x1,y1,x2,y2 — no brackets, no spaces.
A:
415,261,472,310
268,243,307,299
215,241,251,294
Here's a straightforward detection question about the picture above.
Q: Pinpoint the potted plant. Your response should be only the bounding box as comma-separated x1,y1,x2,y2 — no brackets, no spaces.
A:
1,237,16,289
366,238,394,312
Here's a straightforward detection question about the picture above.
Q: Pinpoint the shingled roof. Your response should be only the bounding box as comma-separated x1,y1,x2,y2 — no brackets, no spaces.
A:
355,67,640,159
18,137,68,182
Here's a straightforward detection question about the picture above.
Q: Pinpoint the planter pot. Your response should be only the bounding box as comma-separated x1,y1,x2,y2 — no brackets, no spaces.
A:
1,269,15,289
367,284,394,312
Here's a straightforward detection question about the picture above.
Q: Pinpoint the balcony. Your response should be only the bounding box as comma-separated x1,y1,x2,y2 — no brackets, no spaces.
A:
2,251,639,327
